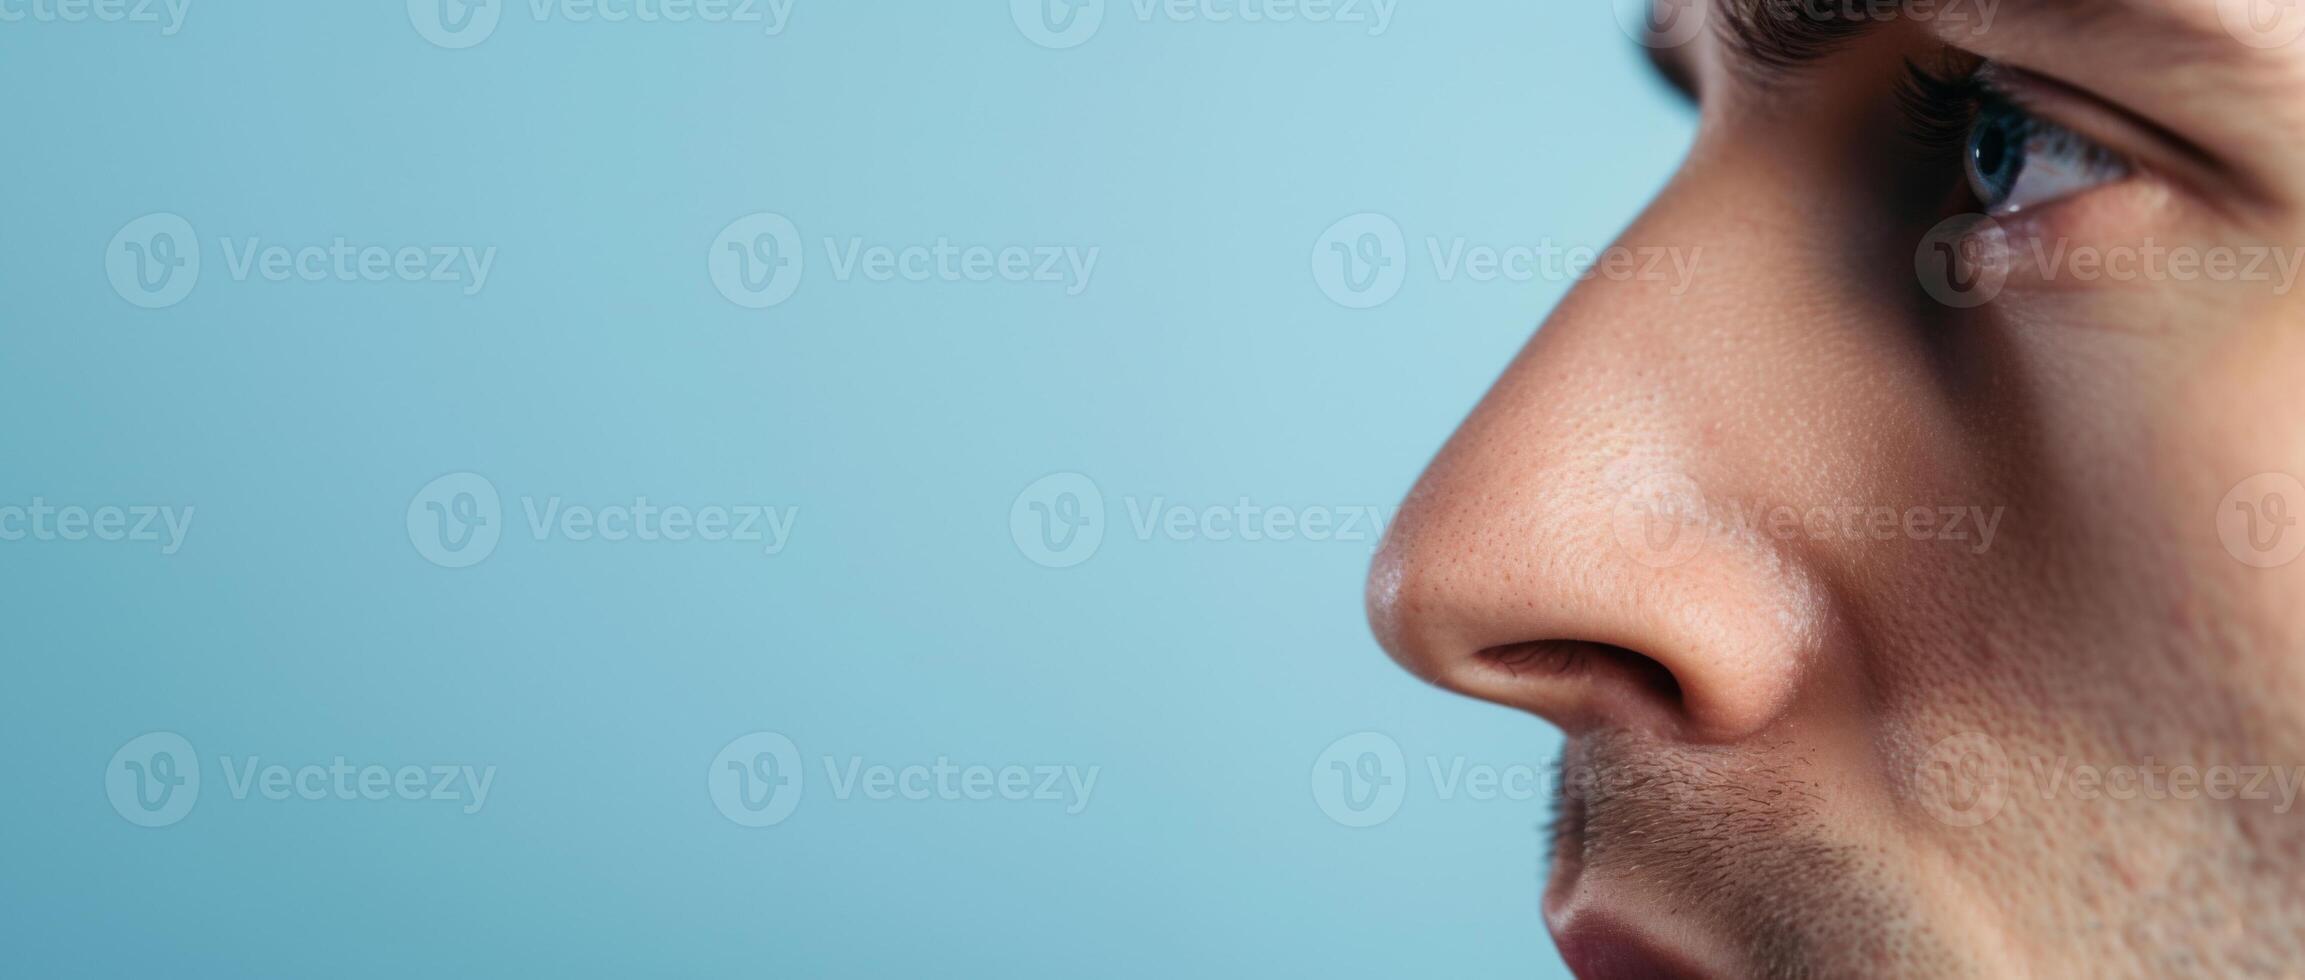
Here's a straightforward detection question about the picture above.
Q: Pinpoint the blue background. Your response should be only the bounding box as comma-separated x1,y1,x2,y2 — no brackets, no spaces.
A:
0,2,1690,976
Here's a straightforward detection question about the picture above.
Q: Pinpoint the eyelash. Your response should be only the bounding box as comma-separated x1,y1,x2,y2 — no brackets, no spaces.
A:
1893,59,1990,153
1893,59,2133,216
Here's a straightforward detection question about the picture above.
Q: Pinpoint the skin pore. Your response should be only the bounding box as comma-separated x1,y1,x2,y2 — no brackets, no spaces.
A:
1367,1,2305,976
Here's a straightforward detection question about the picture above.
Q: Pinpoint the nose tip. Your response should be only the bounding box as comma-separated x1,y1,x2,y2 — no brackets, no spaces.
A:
1367,434,1827,743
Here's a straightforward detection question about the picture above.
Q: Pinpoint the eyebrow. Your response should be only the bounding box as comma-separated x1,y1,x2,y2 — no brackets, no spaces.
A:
1718,0,1884,78
1650,0,2223,98
1645,0,1890,98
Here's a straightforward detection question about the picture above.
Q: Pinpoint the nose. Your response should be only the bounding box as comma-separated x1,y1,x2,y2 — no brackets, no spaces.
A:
1367,162,1866,743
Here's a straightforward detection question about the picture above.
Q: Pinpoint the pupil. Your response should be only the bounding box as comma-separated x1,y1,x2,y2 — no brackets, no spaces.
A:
1967,107,2025,206
1974,126,2006,179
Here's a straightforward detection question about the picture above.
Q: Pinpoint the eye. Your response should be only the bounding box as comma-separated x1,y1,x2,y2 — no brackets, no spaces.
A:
1965,97,2129,216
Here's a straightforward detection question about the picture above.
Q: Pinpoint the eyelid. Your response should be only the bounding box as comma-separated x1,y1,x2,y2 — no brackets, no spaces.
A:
1975,64,2242,221
1968,94,2126,217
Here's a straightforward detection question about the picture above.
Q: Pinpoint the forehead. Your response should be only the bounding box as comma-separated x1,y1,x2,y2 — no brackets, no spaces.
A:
1671,0,2237,46
1650,0,2263,83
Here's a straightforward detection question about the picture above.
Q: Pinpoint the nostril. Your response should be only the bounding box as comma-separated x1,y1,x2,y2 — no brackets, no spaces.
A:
1478,640,1685,709
1480,640,1591,678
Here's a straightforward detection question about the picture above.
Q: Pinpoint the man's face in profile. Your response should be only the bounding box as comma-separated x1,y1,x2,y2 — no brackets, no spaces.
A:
1368,0,2305,975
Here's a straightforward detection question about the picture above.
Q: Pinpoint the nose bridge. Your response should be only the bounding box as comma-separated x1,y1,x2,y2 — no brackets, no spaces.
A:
1368,167,1843,742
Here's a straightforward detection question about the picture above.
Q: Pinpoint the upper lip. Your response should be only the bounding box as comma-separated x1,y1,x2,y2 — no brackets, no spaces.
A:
1544,790,1727,980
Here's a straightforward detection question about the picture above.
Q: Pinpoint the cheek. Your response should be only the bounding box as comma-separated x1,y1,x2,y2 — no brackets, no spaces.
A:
1887,277,2305,779
2168,307,2305,656
1839,293,2221,790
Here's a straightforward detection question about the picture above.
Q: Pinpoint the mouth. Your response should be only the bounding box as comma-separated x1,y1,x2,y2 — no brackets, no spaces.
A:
1544,786,1728,980
1548,911,1719,980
